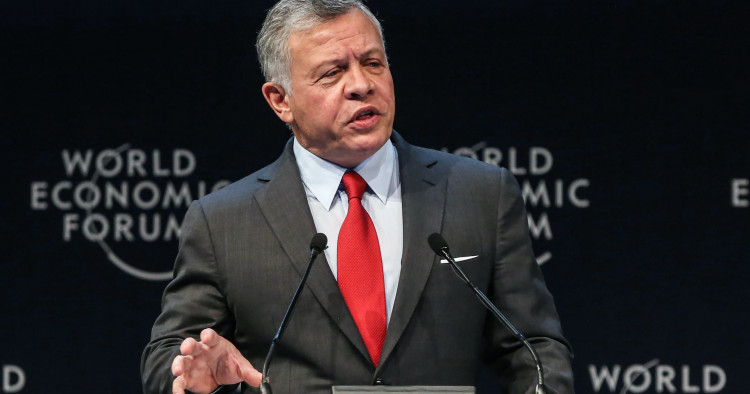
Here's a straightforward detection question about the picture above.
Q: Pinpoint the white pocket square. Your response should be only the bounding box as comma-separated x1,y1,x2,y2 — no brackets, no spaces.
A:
440,255,478,264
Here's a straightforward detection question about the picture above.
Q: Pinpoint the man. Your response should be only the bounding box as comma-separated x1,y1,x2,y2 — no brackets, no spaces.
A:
141,1,574,393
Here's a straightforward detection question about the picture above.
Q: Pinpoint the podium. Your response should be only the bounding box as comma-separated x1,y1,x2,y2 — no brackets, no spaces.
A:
332,387,474,393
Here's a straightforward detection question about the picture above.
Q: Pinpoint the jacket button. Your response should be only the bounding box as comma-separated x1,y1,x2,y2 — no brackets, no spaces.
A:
374,378,385,385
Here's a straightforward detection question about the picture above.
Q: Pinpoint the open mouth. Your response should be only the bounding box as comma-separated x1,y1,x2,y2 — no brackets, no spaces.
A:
351,107,377,123
355,110,374,120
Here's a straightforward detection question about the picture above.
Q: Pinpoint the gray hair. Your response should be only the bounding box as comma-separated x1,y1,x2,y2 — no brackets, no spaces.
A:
256,0,386,93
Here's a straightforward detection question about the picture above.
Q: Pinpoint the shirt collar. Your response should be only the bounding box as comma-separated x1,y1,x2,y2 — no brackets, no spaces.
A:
293,137,397,211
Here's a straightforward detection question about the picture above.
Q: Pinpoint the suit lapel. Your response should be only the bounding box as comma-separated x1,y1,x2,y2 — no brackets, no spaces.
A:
254,140,372,363
376,132,447,372
255,134,448,371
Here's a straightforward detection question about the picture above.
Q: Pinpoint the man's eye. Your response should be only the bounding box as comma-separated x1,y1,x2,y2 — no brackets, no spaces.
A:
324,70,340,78
367,61,381,67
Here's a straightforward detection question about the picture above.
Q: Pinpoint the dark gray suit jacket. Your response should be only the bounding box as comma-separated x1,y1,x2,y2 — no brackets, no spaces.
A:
141,132,574,393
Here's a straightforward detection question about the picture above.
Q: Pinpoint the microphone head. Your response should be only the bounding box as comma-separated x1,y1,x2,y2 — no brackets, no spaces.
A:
310,233,328,253
427,233,449,255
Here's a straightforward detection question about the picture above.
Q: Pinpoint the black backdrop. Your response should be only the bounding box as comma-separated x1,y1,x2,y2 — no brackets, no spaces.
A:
3,0,749,393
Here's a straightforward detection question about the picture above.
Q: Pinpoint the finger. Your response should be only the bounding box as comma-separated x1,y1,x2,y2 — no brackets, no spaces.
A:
172,375,187,394
240,362,263,387
171,355,191,377
180,337,201,356
200,328,221,348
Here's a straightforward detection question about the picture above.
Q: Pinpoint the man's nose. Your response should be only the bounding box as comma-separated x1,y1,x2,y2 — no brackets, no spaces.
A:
344,65,374,99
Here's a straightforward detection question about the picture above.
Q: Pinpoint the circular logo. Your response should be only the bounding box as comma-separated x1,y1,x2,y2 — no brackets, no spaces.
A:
30,143,230,281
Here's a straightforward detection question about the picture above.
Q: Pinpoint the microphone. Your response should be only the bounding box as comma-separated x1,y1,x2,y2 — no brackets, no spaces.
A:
427,233,548,394
260,233,328,394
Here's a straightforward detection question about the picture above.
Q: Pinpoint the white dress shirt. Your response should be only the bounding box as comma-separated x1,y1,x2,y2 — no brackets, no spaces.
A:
293,138,403,324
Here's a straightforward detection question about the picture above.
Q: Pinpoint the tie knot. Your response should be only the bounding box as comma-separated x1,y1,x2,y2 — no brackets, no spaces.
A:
342,171,367,200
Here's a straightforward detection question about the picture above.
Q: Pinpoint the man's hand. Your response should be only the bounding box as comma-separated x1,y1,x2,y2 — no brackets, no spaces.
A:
171,328,263,394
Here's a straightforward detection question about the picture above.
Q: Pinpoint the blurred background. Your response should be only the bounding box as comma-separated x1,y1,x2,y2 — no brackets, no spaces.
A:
2,0,748,392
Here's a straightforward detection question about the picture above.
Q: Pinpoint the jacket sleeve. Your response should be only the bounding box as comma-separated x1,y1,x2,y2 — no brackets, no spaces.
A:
140,200,238,394
484,168,575,394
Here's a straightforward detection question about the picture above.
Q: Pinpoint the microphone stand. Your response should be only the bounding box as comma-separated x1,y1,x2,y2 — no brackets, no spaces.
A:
430,234,547,394
260,234,327,394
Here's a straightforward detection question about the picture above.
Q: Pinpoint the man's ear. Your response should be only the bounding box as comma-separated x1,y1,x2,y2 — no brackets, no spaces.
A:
262,82,294,124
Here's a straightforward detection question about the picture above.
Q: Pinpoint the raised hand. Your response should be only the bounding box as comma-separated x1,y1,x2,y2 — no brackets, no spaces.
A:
171,328,263,394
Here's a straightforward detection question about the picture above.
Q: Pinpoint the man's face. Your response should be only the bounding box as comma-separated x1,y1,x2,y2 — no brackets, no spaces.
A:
268,10,395,168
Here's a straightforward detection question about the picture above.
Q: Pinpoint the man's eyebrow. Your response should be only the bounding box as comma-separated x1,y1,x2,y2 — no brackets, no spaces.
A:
358,47,386,59
308,59,342,78
309,47,385,77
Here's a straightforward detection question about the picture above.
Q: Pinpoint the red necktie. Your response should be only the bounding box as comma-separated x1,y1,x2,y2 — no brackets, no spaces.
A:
337,171,387,366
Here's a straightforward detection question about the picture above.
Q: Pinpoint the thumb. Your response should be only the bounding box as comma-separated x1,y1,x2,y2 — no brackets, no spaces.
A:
239,360,263,387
